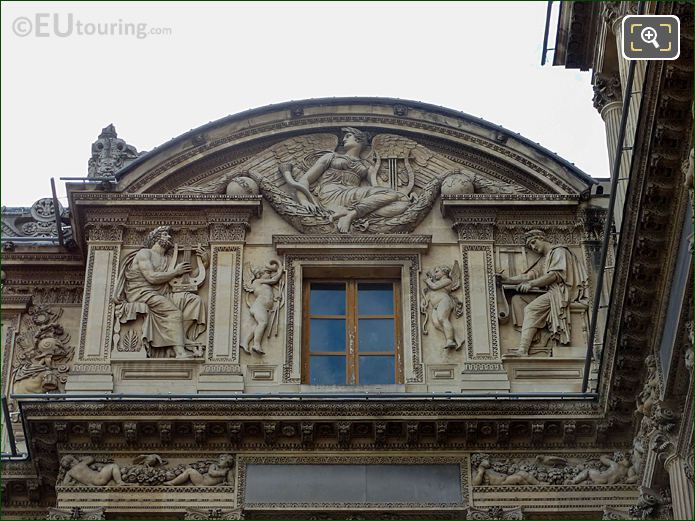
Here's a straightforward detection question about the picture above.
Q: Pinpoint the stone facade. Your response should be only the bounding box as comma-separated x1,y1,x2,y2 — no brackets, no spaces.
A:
1,5,693,517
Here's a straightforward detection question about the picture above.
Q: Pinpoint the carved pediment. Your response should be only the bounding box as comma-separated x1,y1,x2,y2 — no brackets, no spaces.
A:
175,130,529,234
104,100,593,226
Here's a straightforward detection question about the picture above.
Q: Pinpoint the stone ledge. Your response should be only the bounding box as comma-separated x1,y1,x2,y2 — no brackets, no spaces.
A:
273,234,432,253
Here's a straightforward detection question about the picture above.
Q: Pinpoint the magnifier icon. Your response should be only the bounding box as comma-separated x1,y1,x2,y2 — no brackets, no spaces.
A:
640,26,660,48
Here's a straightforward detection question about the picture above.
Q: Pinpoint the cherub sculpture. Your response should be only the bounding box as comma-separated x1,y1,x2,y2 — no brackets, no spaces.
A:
420,262,464,350
164,454,234,487
471,454,545,486
61,455,125,487
241,260,285,355
570,452,630,485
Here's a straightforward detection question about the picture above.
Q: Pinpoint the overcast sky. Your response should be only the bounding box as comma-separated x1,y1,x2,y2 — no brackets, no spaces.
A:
1,1,608,208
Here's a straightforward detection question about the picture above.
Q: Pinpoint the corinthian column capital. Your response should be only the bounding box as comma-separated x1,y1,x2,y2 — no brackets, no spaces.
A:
593,72,623,116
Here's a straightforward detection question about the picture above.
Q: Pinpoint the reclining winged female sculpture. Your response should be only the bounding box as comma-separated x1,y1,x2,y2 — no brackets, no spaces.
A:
178,128,519,234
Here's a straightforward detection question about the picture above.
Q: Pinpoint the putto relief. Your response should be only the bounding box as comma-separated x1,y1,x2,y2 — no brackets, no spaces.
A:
241,259,285,356
471,452,636,487
58,453,235,488
113,225,208,359
420,261,465,350
496,229,589,357
177,128,523,234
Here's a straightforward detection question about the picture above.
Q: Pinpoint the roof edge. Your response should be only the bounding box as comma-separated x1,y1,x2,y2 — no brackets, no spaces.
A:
114,97,595,186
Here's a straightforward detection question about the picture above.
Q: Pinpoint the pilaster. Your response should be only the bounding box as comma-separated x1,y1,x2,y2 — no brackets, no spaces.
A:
451,210,509,393
66,214,127,393
198,210,253,393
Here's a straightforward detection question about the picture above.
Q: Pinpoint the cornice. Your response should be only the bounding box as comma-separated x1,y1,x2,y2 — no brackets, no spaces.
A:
273,234,432,253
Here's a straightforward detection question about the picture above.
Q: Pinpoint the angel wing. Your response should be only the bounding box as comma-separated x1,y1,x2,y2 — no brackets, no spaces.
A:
175,134,339,194
450,261,461,292
419,275,431,335
242,262,255,309
371,134,528,194
371,134,461,185
267,266,286,339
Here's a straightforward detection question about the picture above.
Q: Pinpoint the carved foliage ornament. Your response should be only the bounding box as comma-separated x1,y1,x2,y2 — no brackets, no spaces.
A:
593,73,622,114
176,129,523,234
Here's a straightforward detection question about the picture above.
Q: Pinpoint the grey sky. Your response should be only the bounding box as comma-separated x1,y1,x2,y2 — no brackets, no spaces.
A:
1,1,608,207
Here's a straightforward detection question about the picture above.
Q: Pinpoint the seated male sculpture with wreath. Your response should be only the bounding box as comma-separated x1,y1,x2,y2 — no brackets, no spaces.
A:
113,226,208,359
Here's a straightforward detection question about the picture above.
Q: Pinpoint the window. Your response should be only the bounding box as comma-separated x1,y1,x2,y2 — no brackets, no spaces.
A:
302,279,402,385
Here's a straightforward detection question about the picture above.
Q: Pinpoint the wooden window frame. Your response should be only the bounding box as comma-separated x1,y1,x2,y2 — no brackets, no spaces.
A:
301,278,403,385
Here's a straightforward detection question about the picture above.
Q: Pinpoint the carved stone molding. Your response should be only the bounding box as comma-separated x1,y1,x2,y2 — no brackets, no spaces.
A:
86,224,124,243
273,234,432,252
494,222,582,246
601,506,630,520
26,415,617,452
122,110,585,198
1,283,83,305
467,506,523,520
209,223,247,242
185,508,243,520
603,34,694,432
450,211,496,242
47,507,105,520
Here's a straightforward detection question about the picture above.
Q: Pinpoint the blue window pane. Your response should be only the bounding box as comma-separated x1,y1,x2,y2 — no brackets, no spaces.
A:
358,319,394,352
359,356,395,384
310,319,345,352
310,356,346,385
358,283,394,315
310,283,346,315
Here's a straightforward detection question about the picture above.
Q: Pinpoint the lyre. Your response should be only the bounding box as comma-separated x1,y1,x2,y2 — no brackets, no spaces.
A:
168,243,206,293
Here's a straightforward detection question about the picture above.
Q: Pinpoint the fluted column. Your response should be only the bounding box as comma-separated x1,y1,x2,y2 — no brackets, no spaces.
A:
593,72,625,230
664,454,694,520
610,13,647,233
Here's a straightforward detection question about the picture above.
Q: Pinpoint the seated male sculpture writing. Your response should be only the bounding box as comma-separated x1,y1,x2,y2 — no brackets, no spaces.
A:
497,230,588,356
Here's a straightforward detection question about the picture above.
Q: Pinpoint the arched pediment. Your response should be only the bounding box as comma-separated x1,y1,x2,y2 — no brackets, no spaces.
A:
115,98,594,199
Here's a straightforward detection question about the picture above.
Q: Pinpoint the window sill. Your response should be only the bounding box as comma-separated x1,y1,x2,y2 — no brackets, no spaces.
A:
299,384,406,393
